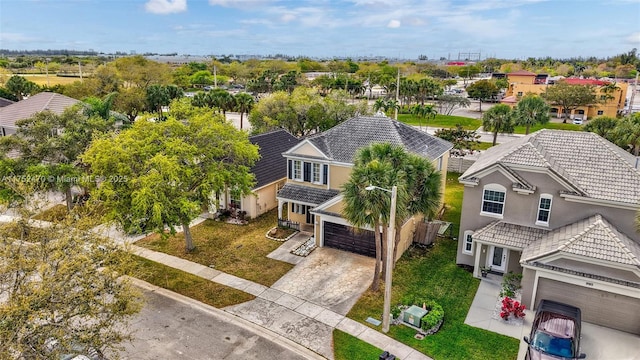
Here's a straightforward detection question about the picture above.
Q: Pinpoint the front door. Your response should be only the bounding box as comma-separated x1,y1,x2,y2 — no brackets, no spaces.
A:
489,246,507,272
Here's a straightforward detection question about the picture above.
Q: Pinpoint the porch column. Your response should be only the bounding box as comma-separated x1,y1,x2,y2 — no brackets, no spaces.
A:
277,199,283,219
473,243,482,278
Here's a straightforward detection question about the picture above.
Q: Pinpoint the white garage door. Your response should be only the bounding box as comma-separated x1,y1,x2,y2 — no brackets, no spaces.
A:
535,278,640,335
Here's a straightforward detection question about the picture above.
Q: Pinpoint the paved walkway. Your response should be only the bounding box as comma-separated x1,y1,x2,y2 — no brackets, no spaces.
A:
1,212,431,360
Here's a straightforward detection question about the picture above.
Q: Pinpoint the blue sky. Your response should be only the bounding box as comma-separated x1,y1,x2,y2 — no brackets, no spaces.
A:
1,0,639,60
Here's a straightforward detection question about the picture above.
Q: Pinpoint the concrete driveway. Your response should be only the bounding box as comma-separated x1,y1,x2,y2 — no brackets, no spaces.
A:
270,247,375,316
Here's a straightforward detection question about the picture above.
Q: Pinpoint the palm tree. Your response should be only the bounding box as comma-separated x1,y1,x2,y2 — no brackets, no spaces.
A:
611,113,640,156
513,95,550,134
373,98,386,113
482,104,515,145
234,93,255,130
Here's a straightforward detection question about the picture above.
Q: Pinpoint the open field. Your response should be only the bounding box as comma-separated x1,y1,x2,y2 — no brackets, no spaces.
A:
7,74,83,86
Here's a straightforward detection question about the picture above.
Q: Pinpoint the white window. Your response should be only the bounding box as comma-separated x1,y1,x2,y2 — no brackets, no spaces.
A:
481,184,506,217
463,230,473,255
536,194,552,225
291,203,306,214
312,163,321,183
293,160,302,181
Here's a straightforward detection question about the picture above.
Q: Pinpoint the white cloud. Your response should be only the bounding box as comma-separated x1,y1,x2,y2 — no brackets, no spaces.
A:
208,0,272,8
145,0,187,14
387,19,401,28
626,32,640,44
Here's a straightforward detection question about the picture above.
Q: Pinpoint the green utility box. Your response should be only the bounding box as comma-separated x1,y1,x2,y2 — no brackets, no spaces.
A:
403,305,428,327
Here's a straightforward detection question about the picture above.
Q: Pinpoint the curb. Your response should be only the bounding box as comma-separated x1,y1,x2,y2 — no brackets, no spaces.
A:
129,277,326,360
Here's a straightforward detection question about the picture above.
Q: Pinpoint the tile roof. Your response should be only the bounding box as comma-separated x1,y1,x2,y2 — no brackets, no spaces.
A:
460,130,640,205
522,214,640,267
472,221,549,248
563,78,610,86
508,70,537,76
305,115,452,163
0,92,79,129
276,183,340,205
249,129,300,189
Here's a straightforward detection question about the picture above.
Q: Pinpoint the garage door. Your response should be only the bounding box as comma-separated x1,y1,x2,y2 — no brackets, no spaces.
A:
535,278,640,335
323,222,376,257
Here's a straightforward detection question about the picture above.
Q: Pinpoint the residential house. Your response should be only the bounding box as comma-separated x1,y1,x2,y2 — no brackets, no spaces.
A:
277,115,452,260
219,129,300,219
0,92,80,137
0,97,15,108
456,129,640,335
501,70,629,119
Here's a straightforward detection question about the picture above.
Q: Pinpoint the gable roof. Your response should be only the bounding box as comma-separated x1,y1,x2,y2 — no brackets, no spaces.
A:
460,130,640,205
0,92,80,129
304,115,452,163
249,129,301,189
522,214,640,268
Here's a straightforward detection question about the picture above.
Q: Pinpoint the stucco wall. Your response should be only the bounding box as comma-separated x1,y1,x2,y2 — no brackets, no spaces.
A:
329,164,352,190
520,267,536,308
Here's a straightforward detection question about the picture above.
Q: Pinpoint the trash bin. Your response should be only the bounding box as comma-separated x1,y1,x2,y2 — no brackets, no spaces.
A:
379,351,390,360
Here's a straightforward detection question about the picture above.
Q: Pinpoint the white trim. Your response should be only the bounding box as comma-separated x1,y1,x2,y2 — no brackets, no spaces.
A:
560,193,640,211
529,252,640,277
312,194,343,212
535,193,552,226
480,183,506,218
525,264,640,309
488,245,507,272
292,160,302,181
283,139,329,159
462,230,474,255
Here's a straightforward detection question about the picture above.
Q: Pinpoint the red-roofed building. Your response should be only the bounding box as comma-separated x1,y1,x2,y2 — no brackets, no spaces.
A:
563,78,610,86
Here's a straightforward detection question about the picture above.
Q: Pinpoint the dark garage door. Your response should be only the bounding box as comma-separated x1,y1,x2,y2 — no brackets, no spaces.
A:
323,221,376,257
535,278,640,335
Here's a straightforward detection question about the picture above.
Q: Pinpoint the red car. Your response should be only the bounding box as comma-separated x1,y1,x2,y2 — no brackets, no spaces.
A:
524,299,586,359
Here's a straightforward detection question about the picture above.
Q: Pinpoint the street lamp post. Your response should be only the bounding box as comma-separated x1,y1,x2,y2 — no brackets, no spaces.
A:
365,184,397,333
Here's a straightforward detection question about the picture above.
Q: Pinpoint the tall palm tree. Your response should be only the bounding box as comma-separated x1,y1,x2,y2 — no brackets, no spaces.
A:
513,95,550,134
234,92,254,130
373,98,386,113
611,114,640,156
482,104,515,145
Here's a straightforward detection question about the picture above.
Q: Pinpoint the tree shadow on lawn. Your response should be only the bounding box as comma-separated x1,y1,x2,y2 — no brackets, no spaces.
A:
135,209,294,287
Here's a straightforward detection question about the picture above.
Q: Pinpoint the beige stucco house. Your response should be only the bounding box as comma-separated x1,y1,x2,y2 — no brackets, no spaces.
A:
276,115,452,260
456,129,640,335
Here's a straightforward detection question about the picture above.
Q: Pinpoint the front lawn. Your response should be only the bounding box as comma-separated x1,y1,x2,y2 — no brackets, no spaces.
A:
513,121,581,134
398,114,482,130
339,173,519,360
132,255,254,307
333,329,385,360
135,209,294,287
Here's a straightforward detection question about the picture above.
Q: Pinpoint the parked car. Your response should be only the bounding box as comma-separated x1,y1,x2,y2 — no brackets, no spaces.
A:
524,299,586,359
572,117,583,125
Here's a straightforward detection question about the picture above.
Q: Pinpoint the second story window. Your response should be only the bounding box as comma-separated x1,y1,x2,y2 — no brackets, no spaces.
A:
481,184,506,216
536,194,552,225
312,163,321,183
293,160,302,180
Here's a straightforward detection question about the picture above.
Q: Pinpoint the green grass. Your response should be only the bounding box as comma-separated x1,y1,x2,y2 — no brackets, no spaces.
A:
513,121,582,134
476,142,495,151
333,329,387,360
132,255,255,308
136,209,294,287
338,172,519,360
398,114,482,130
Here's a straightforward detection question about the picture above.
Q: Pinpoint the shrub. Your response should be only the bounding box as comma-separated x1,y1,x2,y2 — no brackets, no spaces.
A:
499,272,523,298
500,297,525,320
420,300,444,331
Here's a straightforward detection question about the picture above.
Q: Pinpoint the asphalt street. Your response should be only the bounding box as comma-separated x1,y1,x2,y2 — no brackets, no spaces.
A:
115,285,313,360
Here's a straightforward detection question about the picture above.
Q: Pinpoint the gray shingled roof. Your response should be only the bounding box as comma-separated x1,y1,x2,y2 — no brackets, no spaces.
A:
0,97,15,108
249,129,300,189
522,214,640,267
460,129,640,205
305,115,452,163
277,183,340,205
0,92,80,129
473,221,549,248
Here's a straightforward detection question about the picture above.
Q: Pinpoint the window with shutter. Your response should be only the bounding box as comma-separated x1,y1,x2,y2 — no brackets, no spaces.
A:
323,164,328,185
303,162,311,182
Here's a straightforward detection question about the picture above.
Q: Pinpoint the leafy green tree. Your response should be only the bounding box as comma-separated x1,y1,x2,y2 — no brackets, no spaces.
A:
146,84,170,119
513,95,550,134
113,87,146,123
0,106,115,209
81,104,259,251
482,104,514,145
234,92,255,130
190,70,215,87
610,113,640,156
434,125,482,156
541,81,597,123
436,94,471,115
466,79,499,112
273,70,299,93
583,116,618,138
5,75,39,100
0,204,143,359
209,88,236,115
415,78,443,105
